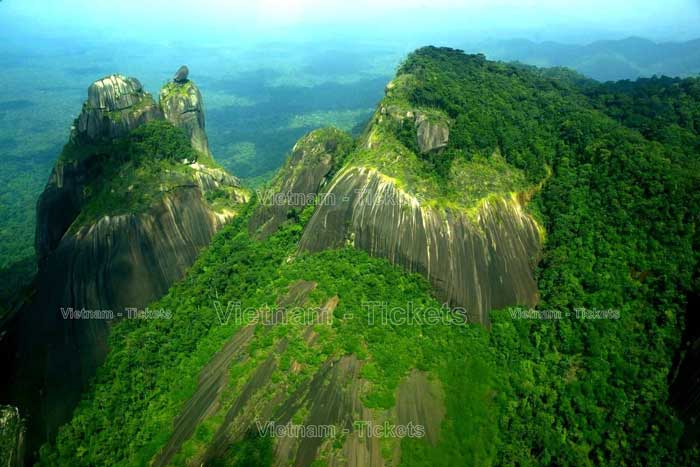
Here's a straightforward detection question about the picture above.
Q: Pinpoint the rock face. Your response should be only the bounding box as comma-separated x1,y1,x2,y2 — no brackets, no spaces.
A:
248,128,352,239
73,74,162,142
42,187,229,312
160,77,211,156
174,65,189,83
0,406,25,467
34,160,243,268
34,157,92,266
415,114,449,153
12,188,230,450
298,166,541,324
151,285,444,466
6,69,245,457
189,162,245,198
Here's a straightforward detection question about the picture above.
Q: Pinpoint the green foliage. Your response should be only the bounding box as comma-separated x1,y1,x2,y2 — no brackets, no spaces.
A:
125,119,199,163
395,46,588,183
36,47,700,467
40,197,503,466
395,47,700,464
209,432,273,467
391,117,420,154
67,120,203,229
584,75,700,158
161,81,195,98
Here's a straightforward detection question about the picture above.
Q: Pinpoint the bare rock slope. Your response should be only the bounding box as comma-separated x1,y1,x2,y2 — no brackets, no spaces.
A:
5,67,247,457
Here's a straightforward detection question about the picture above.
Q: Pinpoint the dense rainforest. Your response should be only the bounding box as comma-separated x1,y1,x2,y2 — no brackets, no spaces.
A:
25,47,700,465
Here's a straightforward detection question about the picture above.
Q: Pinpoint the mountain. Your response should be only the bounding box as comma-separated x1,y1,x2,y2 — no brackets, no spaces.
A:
477,37,700,81
0,68,248,458
36,47,700,466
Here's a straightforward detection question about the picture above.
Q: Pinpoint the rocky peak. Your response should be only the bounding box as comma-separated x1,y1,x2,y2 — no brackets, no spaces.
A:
86,74,144,110
16,67,248,454
248,128,353,239
160,67,211,156
73,74,162,143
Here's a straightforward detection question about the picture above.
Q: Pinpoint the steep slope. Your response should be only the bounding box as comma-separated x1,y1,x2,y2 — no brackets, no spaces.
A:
248,128,353,240
41,204,495,467
298,166,541,324
296,66,543,324
33,70,247,313
2,69,248,459
160,67,212,157
40,48,700,466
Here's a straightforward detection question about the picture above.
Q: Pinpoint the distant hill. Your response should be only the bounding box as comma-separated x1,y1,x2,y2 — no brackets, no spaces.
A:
475,36,700,81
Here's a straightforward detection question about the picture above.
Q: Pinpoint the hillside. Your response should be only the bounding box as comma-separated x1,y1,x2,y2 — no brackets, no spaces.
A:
479,37,700,81
1,68,249,458
33,47,700,465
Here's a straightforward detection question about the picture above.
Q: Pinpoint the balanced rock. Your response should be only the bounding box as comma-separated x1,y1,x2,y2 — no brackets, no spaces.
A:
174,65,189,83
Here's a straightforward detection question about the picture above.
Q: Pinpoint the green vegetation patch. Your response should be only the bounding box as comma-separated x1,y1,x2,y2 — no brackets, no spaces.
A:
67,120,203,230
36,47,700,467
40,198,503,466
160,80,196,99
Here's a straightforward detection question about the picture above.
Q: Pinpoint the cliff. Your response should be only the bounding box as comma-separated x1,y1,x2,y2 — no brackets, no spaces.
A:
72,74,162,143
4,66,248,458
260,76,542,324
248,127,353,239
37,47,700,467
298,167,541,323
160,75,212,156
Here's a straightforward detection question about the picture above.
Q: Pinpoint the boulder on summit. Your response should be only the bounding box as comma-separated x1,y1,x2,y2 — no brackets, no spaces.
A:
174,65,189,83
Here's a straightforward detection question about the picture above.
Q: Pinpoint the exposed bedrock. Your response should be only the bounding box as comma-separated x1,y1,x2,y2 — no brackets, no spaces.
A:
173,64,189,83
160,76,211,156
73,74,162,142
34,156,93,266
44,187,227,312
150,283,446,466
6,68,243,458
34,157,241,268
299,166,542,324
249,128,352,239
11,187,230,453
415,113,449,153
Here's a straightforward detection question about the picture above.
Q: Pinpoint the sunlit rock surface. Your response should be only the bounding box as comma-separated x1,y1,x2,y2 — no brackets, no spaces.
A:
6,68,245,455
151,283,442,467
160,77,211,156
249,128,352,239
0,405,25,467
299,166,541,324
415,113,449,153
44,187,228,311
73,74,162,142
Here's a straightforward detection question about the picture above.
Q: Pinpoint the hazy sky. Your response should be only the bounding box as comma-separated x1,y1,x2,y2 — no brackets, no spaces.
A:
1,0,699,44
